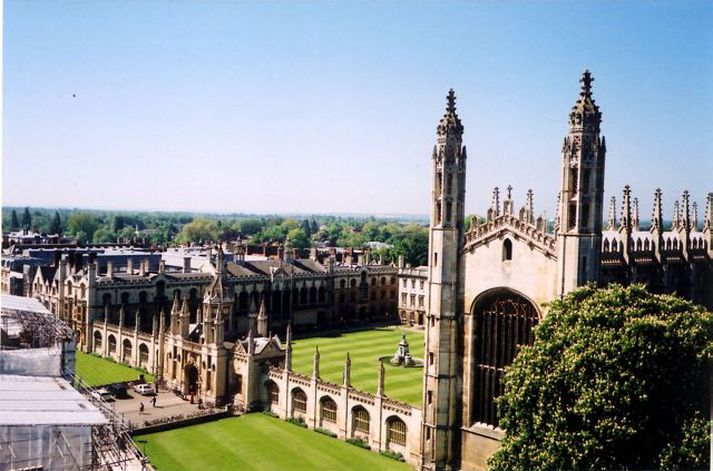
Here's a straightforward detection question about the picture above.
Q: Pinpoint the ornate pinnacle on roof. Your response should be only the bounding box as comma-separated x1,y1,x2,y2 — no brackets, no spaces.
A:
704,193,713,231
633,197,640,231
580,69,594,98
682,190,691,231
608,196,617,230
692,202,698,231
437,88,463,137
621,185,632,230
652,188,663,232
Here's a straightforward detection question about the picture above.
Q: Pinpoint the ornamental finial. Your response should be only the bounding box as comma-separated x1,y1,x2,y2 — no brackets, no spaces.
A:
580,69,593,98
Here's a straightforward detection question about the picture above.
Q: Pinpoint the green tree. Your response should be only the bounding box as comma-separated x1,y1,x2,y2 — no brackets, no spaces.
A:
392,228,428,266
112,215,126,233
50,211,62,234
10,209,19,230
287,228,310,249
67,213,100,241
300,219,312,239
176,218,219,244
239,218,263,236
490,284,712,471
22,207,31,230
92,226,116,243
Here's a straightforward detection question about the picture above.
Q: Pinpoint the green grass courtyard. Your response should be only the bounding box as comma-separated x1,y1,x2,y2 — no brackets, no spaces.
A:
138,414,412,471
75,351,154,387
292,327,424,405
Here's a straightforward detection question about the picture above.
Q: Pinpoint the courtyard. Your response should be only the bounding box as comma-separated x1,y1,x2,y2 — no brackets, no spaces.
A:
291,327,424,405
138,413,412,471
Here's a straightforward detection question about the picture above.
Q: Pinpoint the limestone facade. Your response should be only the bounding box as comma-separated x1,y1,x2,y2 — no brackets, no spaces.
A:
422,72,713,470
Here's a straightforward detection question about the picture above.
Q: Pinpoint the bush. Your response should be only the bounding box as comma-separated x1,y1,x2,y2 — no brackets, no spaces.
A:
286,417,308,428
346,438,370,450
380,450,405,462
314,428,337,438
490,284,712,470
261,410,279,419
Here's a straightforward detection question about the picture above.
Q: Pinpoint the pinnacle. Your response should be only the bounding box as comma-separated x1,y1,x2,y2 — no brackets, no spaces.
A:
580,69,594,98
446,88,457,113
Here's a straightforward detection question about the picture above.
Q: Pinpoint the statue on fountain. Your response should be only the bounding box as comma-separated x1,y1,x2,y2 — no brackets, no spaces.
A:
390,333,416,367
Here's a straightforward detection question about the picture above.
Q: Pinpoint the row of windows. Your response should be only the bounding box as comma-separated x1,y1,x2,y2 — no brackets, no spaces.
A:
401,278,426,289
400,293,425,308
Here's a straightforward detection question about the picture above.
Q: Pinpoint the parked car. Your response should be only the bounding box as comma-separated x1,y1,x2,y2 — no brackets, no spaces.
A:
108,383,128,398
91,388,114,402
134,383,154,396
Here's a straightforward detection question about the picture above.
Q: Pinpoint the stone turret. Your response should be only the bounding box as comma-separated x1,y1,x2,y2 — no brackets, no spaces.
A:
607,196,617,230
343,352,351,387
284,323,292,372
556,70,606,295
377,361,385,397
312,346,320,379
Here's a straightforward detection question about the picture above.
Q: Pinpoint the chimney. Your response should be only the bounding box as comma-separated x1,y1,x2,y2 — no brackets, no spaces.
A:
107,261,114,278
183,256,191,273
127,258,133,275
158,259,166,273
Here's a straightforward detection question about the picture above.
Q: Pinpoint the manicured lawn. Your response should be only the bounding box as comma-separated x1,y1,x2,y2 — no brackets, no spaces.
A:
292,328,424,405
75,351,154,387
139,414,412,471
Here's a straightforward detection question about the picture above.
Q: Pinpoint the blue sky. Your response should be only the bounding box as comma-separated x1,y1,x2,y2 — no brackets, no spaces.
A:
3,1,712,220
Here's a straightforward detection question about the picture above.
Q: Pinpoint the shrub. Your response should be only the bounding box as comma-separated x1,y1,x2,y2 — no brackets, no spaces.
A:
314,428,337,438
380,450,405,462
346,438,371,450
286,417,308,428
261,410,279,419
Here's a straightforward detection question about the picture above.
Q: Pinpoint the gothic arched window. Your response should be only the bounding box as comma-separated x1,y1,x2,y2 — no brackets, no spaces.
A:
471,290,538,427
502,239,513,261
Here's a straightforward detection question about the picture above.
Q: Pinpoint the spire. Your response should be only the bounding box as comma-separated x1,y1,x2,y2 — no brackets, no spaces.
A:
257,294,268,337
171,293,181,314
607,196,617,230
152,312,158,336
377,361,385,397
488,187,500,221
284,323,292,372
673,200,681,230
651,188,663,232
103,303,110,323
119,304,126,327
503,185,514,215
312,346,320,379
692,202,698,231
704,193,713,231
436,89,464,137
525,189,534,224
568,69,601,134
343,352,351,387
682,190,691,231
632,197,640,231
620,185,632,231
247,329,255,356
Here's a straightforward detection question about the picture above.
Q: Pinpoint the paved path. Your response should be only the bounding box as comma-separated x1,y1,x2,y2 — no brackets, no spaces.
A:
110,389,203,428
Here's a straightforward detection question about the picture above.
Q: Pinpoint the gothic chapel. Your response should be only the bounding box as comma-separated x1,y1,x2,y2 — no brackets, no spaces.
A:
420,71,713,470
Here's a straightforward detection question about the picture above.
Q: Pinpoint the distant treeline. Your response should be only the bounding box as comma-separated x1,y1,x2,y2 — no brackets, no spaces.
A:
1,207,431,266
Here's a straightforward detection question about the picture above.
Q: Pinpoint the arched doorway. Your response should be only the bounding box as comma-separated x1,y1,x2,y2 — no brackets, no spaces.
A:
184,363,199,395
470,289,539,427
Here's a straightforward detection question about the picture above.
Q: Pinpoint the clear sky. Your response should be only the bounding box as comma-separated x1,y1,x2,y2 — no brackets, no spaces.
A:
3,1,712,220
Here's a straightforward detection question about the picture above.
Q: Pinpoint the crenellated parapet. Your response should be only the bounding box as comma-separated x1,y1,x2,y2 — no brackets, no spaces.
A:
464,187,556,256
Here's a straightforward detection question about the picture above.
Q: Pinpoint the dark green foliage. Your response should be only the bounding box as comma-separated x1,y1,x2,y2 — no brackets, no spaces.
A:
261,410,279,418
285,417,308,428
380,450,406,462
10,209,19,230
346,437,371,450
301,218,312,239
22,207,31,230
314,428,337,438
490,284,712,471
50,211,62,234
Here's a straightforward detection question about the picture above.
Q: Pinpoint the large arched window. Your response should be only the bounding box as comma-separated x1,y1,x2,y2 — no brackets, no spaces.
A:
320,396,337,424
93,331,102,351
266,381,279,407
386,416,407,447
292,388,307,414
108,335,117,354
471,290,539,427
122,339,133,362
352,406,370,435
139,344,149,367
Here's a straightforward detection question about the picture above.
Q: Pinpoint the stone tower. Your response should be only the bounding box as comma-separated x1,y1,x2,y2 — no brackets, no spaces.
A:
421,89,467,470
556,70,606,295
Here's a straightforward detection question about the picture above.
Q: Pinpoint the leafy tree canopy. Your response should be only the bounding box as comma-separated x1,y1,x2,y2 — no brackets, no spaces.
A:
490,284,712,471
67,213,100,241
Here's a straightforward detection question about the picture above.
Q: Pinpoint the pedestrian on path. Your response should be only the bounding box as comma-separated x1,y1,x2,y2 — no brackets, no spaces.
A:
139,402,144,413
151,396,157,408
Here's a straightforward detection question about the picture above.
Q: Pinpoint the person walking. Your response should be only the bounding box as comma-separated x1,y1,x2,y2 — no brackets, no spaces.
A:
151,396,157,408
139,402,144,413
